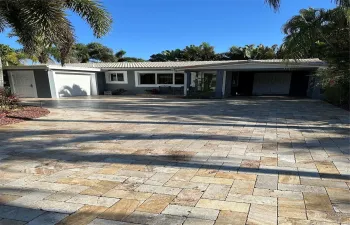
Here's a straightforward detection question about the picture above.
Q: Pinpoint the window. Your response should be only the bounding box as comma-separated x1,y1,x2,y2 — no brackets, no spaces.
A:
175,73,184,84
106,71,127,84
192,72,217,91
117,73,124,81
140,73,156,84
135,71,185,86
110,73,124,81
157,73,173,84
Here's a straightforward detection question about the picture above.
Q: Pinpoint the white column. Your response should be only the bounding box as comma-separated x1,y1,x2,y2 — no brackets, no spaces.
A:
222,71,227,97
48,70,58,98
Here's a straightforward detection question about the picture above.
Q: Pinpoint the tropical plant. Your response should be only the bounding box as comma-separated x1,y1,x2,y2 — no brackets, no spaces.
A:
0,0,112,86
0,44,37,66
73,44,90,63
0,0,112,63
282,7,349,108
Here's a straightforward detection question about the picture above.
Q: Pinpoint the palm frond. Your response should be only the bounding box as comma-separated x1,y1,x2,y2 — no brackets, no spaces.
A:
1,0,75,63
265,0,280,11
265,0,348,11
63,0,112,38
0,12,7,32
332,0,350,7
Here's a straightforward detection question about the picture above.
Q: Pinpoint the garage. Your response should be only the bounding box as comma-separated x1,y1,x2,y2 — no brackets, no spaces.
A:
8,70,38,98
54,72,96,97
252,72,292,95
4,66,101,99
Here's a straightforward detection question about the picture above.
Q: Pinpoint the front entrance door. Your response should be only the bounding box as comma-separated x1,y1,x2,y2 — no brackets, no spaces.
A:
10,70,37,98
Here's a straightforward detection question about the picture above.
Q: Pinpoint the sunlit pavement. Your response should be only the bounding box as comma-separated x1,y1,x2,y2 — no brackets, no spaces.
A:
0,96,349,225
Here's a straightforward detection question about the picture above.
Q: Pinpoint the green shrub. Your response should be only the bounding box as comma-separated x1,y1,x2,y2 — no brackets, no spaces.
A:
323,84,349,110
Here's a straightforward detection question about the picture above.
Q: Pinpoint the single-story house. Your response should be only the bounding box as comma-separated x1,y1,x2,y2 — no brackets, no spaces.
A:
3,59,325,99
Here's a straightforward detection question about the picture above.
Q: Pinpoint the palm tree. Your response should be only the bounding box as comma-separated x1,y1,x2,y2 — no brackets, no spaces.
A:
282,7,349,106
281,7,349,60
72,44,90,63
0,0,112,86
0,44,37,66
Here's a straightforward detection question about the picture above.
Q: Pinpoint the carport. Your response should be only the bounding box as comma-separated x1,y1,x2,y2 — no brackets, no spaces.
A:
179,59,325,98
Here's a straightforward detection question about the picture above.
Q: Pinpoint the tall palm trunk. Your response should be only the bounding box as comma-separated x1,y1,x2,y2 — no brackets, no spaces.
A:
0,57,4,87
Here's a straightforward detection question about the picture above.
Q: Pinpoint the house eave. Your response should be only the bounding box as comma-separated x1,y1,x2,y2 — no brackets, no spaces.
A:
176,61,326,71
3,65,102,72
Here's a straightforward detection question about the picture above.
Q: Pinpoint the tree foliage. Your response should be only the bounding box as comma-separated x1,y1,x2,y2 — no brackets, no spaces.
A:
115,50,145,62
0,44,37,66
0,0,112,64
150,42,283,61
49,44,145,63
282,7,349,108
87,42,115,62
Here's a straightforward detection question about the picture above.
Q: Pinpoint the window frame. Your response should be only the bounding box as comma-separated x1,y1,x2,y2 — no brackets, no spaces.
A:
157,73,174,85
174,73,185,85
105,71,128,84
135,71,185,87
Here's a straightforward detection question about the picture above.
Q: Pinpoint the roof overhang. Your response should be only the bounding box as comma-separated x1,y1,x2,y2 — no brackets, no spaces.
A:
3,59,326,72
177,60,326,71
4,65,102,72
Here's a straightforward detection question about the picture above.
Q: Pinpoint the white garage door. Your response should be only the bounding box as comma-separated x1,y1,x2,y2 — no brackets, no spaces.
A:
9,70,37,98
54,72,93,97
253,73,291,95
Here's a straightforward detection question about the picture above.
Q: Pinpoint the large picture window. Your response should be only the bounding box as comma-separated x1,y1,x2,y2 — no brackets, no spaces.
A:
157,73,173,84
140,73,156,84
136,71,185,86
175,73,185,85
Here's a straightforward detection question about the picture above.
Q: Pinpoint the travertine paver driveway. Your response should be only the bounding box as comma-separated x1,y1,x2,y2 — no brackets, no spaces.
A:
0,97,349,225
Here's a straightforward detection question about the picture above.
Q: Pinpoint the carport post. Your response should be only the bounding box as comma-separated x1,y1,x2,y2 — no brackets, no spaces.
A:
215,70,224,98
185,71,191,96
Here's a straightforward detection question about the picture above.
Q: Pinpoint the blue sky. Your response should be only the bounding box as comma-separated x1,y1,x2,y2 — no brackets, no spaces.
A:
0,0,335,59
